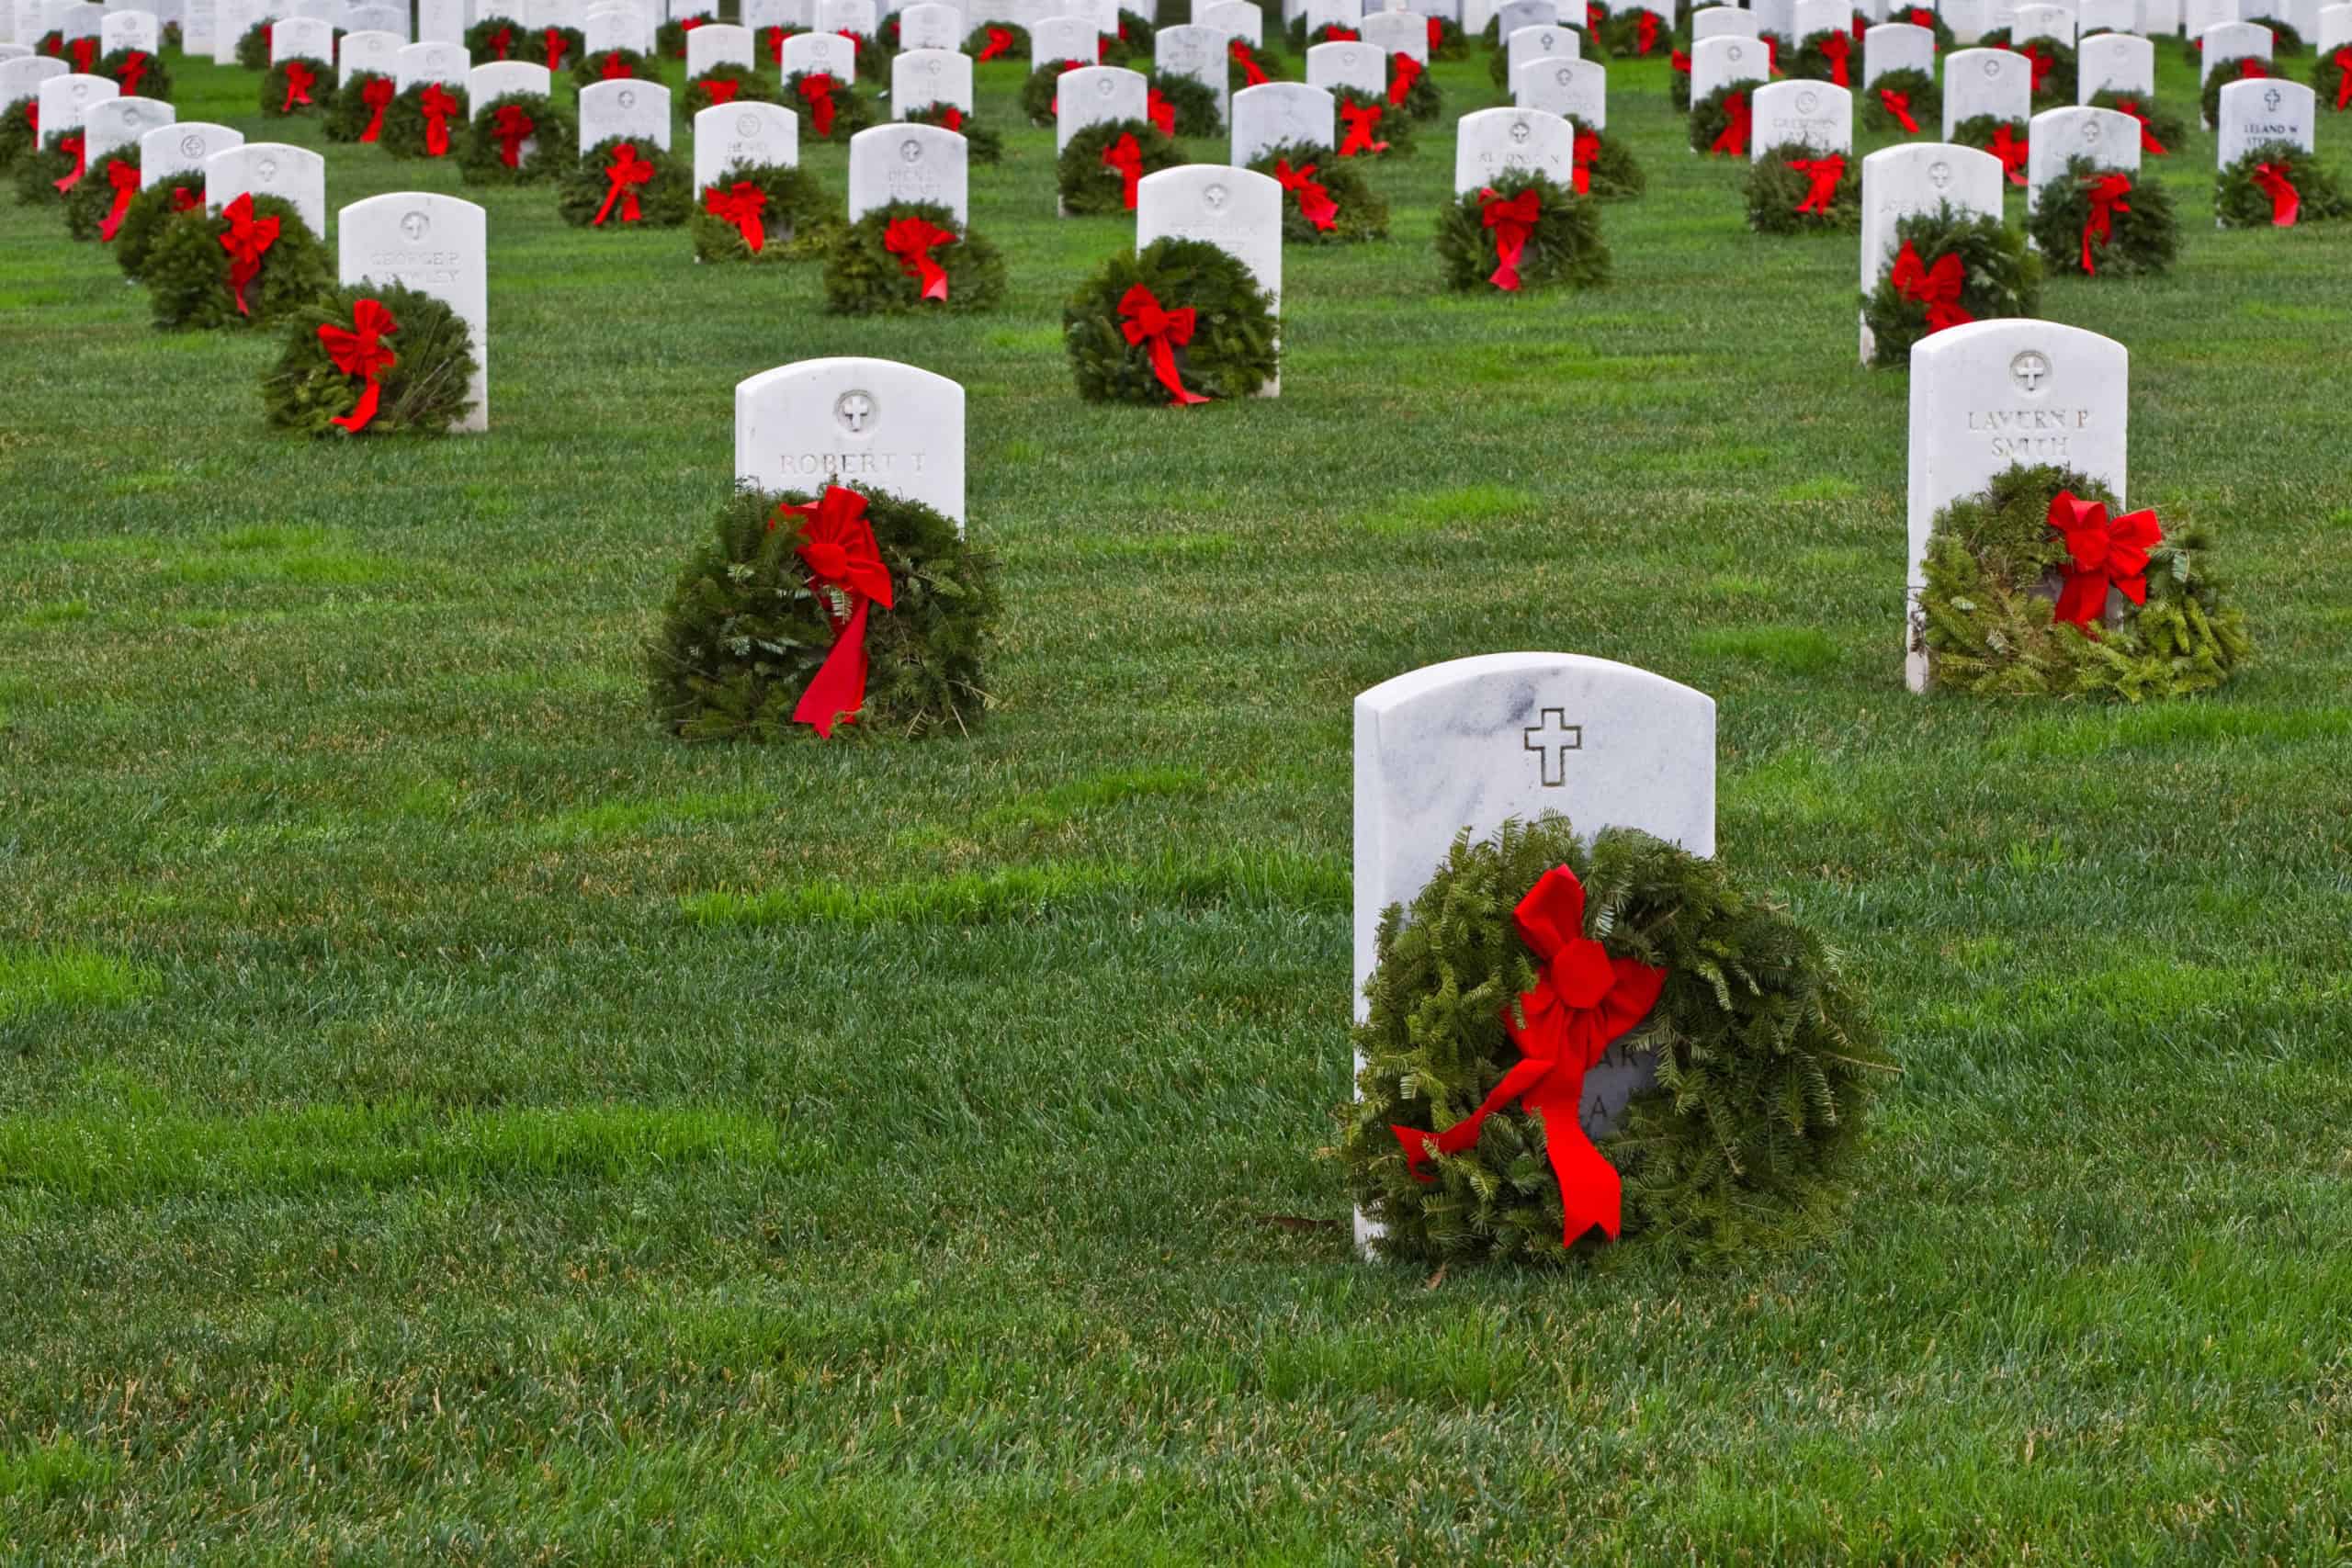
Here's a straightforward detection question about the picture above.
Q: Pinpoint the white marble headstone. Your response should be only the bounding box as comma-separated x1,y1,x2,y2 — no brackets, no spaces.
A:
416,0,464,41
268,12,326,54
343,0,405,33
394,39,469,85
693,98,796,186
2319,1,2351,51
1303,0,1363,28
685,17,750,68
97,6,156,50
1230,78,1331,158
582,7,648,50
1453,104,1575,189
1489,0,1549,39
576,76,669,146
2074,28,2155,95
2216,74,2312,162
894,0,957,45
781,27,854,77
2199,17,2269,79
1863,19,1934,80
2140,0,2182,29
672,0,717,17
80,88,164,159
2075,0,2135,28
1155,21,1228,112
1054,62,1143,148
207,0,243,59
1029,11,1096,59
1359,6,1427,55
139,117,237,183
1691,4,1755,36
1857,141,2003,360
34,70,112,143
288,0,339,20
522,0,577,26
2025,104,2136,209
846,118,967,221
1136,162,1280,305
1792,0,1845,39
1690,32,1766,98
1750,78,1851,154
1305,36,1385,91
0,42,28,57
180,0,214,49
1511,52,1604,122
339,192,488,432
205,140,325,233
2015,0,2073,38
0,54,65,113
1751,0,1793,36
2183,0,2240,39
1198,0,1261,40
2244,0,2316,37
469,58,548,111
734,357,966,526
890,46,970,115
1941,45,2031,133
338,28,400,80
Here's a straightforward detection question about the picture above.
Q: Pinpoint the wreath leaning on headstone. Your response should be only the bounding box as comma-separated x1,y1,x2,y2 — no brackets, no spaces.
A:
111,171,204,278
100,46,172,101
684,63,781,116
1064,235,1278,404
1435,171,1611,293
1150,72,1222,136
2315,46,2352,110
2200,56,2276,125
2214,141,2348,228
260,54,334,118
1860,203,2041,368
1916,463,2249,698
1341,816,1891,1265
1426,15,1468,58
458,91,575,184
1248,142,1389,243
1057,118,1184,215
326,71,397,142
1950,113,2030,187
1227,39,1288,90
1863,66,1939,133
259,281,479,437
1977,29,2075,106
1745,141,1859,234
1689,83,1756,155
1333,85,1414,157
1102,9,1156,64
820,199,1008,313
15,136,89,207
464,16,523,62
1788,26,1858,85
1020,58,1092,127
559,135,694,228
2027,155,2177,277
649,483,1000,743
1389,53,1442,122
379,81,469,158
964,21,1028,62
60,148,143,242
1567,117,1645,200
783,69,875,141
2087,90,2188,156
234,19,271,70
572,46,652,85
691,161,835,262
904,103,1003,164
833,29,888,80
0,99,37,169
142,192,335,331
2260,19,2308,54
1599,5,1672,62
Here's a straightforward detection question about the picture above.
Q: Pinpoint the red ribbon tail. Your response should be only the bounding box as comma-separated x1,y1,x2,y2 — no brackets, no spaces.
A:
330,377,383,433
1146,335,1210,405
1525,1077,1621,1245
793,594,873,737
1490,227,1525,291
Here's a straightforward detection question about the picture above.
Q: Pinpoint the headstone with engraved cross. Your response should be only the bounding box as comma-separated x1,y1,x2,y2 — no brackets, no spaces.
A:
1857,142,2004,362
1349,652,1718,1256
734,356,967,527
2024,105,2138,221
338,192,489,432
2215,76,2312,166
1940,46,2031,137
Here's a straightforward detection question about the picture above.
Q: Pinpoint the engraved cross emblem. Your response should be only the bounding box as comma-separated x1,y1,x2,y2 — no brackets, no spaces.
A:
2263,86,2281,111
1522,709,1582,787
1928,160,1952,188
836,391,875,432
1510,118,1531,141
2010,350,2050,391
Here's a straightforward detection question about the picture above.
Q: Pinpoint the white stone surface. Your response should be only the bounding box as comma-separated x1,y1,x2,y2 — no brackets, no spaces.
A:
847,118,967,222
34,70,112,144
2319,1,2350,51
1198,0,1261,42
2013,0,2074,39
782,27,855,79
1230,78,1332,158
417,0,465,40
469,58,548,104
2182,0,2238,39
97,6,156,49
1054,62,1143,150
685,17,750,69
80,87,164,159
1155,21,1228,114
139,116,237,183
1792,0,1844,38
1306,36,1385,91
894,0,958,46
693,98,797,186
2025,104,2136,213
0,55,65,115
1691,4,1755,36
1360,6,1427,55
394,39,469,86
1029,11,1097,61
577,76,671,148
204,140,325,233
1511,51,1603,124
2075,28,2153,94
1136,162,1280,307
268,11,327,54
734,358,966,526
1857,141,2003,359
1941,45,2031,134
891,46,971,114
1863,18,1935,80
342,1,405,32
583,7,650,50
2215,74,2312,162
2076,0,2135,29
1690,32,1766,99
2199,17,2270,82
1303,0,1363,28
1750,78,1851,154
337,192,487,432
1453,103,1575,190
339,28,400,81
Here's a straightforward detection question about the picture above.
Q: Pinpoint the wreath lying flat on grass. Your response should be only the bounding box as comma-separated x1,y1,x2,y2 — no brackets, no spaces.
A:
1746,141,1858,234
784,70,875,140
99,47,171,102
572,47,653,85
559,137,692,228
112,172,204,277
260,55,334,118
1151,72,1222,136
1917,463,2250,698
1690,84,1757,155
2215,141,2348,227
2028,155,2177,276
821,199,1007,312
1861,203,2041,367
1248,142,1388,243
325,71,396,142
690,161,834,261
684,64,780,115
904,104,1002,163
1334,86,1413,157
2200,55,2274,127
1341,816,1890,1264
143,194,334,330
1951,113,2030,187
1057,118,1184,215
260,282,479,436
1064,236,1278,403
1437,172,1610,293
379,81,469,158
1863,67,1939,133
1020,59,1092,127
650,484,999,742
458,92,574,184
2087,89,2188,155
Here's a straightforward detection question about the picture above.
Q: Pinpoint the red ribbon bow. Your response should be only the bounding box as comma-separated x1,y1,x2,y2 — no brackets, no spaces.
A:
1571,127,1599,195
1763,33,1778,73
978,25,1012,60
359,75,394,141
1427,15,1442,51
1818,28,1850,85
884,214,956,299
280,58,318,112
797,71,838,135
68,34,96,71
1987,122,2027,186
769,487,894,737
763,25,789,63
1322,24,1358,39
1879,86,1918,132
492,102,534,166
598,50,632,78
936,105,964,130
218,191,278,316
1230,38,1268,85
2237,56,2267,80
1790,152,1844,213
486,23,513,58
96,157,140,241
700,74,741,104
1670,47,1690,74
1101,130,1144,207
2018,40,2052,91
116,49,149,94
1709,88,1750,155
318,298,400,433
419,82,458,155
1387,51,1421,107
1338,99,1388,156
1586,0,1603,31
1905,6,1934,27
1147,85,1175,136
542,25,568,69
2080,171,2131,273
594,140,653,224
2048,491,2161,628
2251,162,2299,226
51,131,85,192
703,179,766,251
2332,47,2351,111
1889,239,1972,333
1478,185,1539,290
1272,156,1337,230
169,184,198,212
1635,10,1659,53
1116,283,1211,405
2110,98,2165,155
1389,865,1668,1248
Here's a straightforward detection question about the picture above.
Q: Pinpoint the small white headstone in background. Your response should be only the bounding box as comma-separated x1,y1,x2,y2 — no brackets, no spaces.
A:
1360,7,1427,56
1691,4,1755,37
80,89,166,160
693,98,796,187
204,139,326,233
892,46,973,114
1863,20,1934,83
2319,1,2351,52
470,59,551,106
781,28,855,79
1453,104,1574,189
685,17,751,69
394,39,470,85
269,12,329,55
2012,1,2073,41
139,116,237,183
734,357,967,527
0,56,66,118
1941,46,2031,135
2025,104,2137,212
2215,75,2312,164
1303,0,1363,29
2198,17,2269,83
344,1,407,34
577,76,671,147
1512,53,1603,123
1029,12,1097,61
2182,0,2240,40
1230,78,1332,159
1750,78,1851,155
338,192,488,431
1305,37,1385,93
1690,32,1766,100
584,8,650,51
1136,162,1281,306
416,0,464,41
339,28,400,80
894,0,958,46
1857,141,2004,361
1199,0,1261,41
847,118,968,222
2075,30,2153,95
2076,0,2136,30
1155,21,1229,114
97,6,157,50
1054,62,1144,149
35,70,114,144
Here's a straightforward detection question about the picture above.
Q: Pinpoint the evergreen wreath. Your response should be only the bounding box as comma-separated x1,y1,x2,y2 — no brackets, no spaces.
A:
13,140,81,207
654,17,701,57
324,70,395,141
1788,26,1857,84
60,149,138,240
834,29,888,80
1883,3,1956,51
689,159,835,262
260,281,479,436
757,24,806,68
2087,89,2188,155
1758,29,1789,75
1341,816,1890,1264
1435,171,1610,292
904,103,1002,164
1670,48,1692,110
1057,118,1184,215
112,171,205,278
1862,66,1939,132
783,69,876,140
1860,203,2040,368
684,63,781,115
458,91,574,184
463,17,525,62
1428,15,1468,58
1951,113,2030,187
1021,58,1094,127
1599,5,1673,62
1227,39,1288,90
1295,17,1368,49
379,80,469,158
572,47,653,85
559,135,693,227
1745,141,1859,233
260,55,335,118
1065,236,1278,403
234,19,271,70
164,21,181,50
1689,83,1756,155
1917,464,2250,698
1248,141,1388,243
1571,116,1645,200
2261,19,2306,53
2214,141,2348,227
0,100,36,169
964,21,1028,62
2314,46,2352,111
99,46,173,101
1105,9,1156,64
1150,71,1222,135
142,194,334,330
2027,155,2177,276
1389,54,1442,122
820,199,1007,312
526,19,584,69
1334,85,1415,156
649,483,999,742
2200,56,2276,128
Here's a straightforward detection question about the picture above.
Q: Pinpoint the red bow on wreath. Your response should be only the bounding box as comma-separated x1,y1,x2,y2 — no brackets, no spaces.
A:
1670,47,1690,75
358,75,394,141
594,140,653,224
280,58,318,112
542,25,569,70
1273,156,1337,230
51,131,85,192
1427,14,1443,51
797,71,838,135
1390,865,1668,1249
1879,86,1918,132
977,25,1012,60
2080,171,2131,273
318,298,400,434
1230,38,1268,85
169,184,198,212
66,34,96,71
1762,33,1778,73
1790,152,1844,214
1890,240,1971,333
1817,28,1850,85
1338,99,1388,156
2237,56,2267,80
1323,24,1358,40
418,83,458,155
2110,97,2165,154
492,103,534,167
96,157,140,241
1586,0,1604,32
703,180,766,251
763,25,789,63
1387,51,1421,107
934,104,964,130
678,14,705,48
1905,6,1935,28
769,486,894,737
116,49,150,94
1146,85,1175,136
700,74,741,104
2015,40,2053,92
218,191,278,316
2332,47,2352,111
486,23,512,58
1478,186,1539,291
2048,491,2161,629
1116,283,1211,406
1571,127,1599,195
2251,162,2300,226
884,213,956,300
599,50,633,78
1987,123,2028,186
1102,130,1144,208
1710,88,1751,155
1635,10,1659,53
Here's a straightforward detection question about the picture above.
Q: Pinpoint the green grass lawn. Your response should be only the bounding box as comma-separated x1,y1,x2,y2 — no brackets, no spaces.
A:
4,30,2352,1563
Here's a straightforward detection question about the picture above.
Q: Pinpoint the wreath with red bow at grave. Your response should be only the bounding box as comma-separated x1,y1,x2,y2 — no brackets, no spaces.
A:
457,90,575,184
1860,204,2040,368
1670,43,1693,108
1688,83,1756,155
757,23,805,65
2199,55,2277,127
783,69,876,139
1790,26,1857,85
1975,28,2076,106
1599,6,1671,61
1065,235,1278,404
259,282,479,437
1342,816,1889,1264
1863,68,1939,133
141,190,335,330
0,99,39,169
654,15,705,58
1745,141,1860,233
965,21,1028,62
2316,46,2352,111
1227,39,1289,89
59,148,144,242
1387,51,1441,121
234,19,273,69
689,160,836,262
325,71,397,141
2025,155,2177,276
14,133,91,208
558,135,692,227
379,81,469,158
904,103,1003,163
1480,10,1607,58
571,46,653,85
1020,57,1095,127
100,46,172,102
1148,71,1223,136
2214,141,2347,228
1247,142,1389,243
1056,118,1184,214
684,63,782,115
106,171,200,274
833,29,888,78
2086,90,2187,156
1887,3,1956,51
1425,15,1468,58
260,53,335,118
820,200,1008,312
1333,85,1415,156
1568,116,1645,199
1101,9,1157,65
464,17,521,62
517,23,583,70
1917,464,2249,698
650,483,1000,742
34,28,96,69
1295,17,1372,49
1950,113,2030,186
1435,172,1611,293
